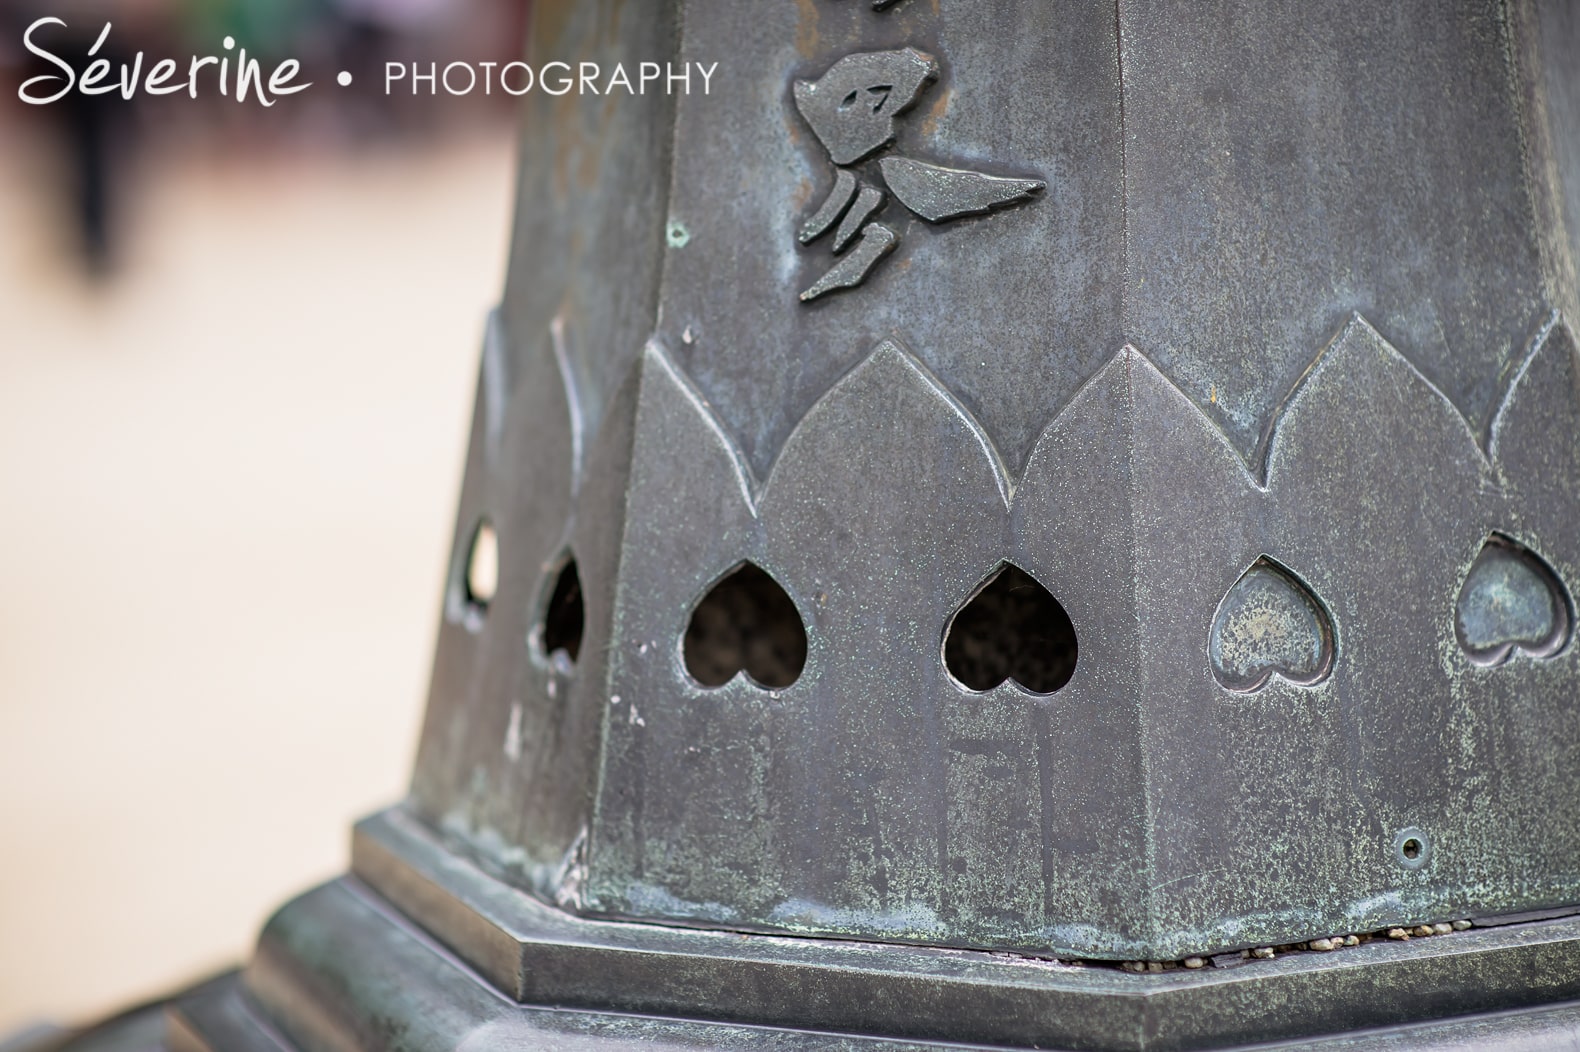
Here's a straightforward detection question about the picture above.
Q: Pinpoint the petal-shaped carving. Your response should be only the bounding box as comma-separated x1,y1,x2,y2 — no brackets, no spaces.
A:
1488,317,1580,575
1116,352,1366,959
590,344,783,917
995,350,1153,953
1210,559,1334,691
435,315,579,654
763,339,1012,508
1258,316,1496,837
599,341,1021,940
1456,535,1572,666
755,343,1015,939
612,339,766,686
1263,315,1490,487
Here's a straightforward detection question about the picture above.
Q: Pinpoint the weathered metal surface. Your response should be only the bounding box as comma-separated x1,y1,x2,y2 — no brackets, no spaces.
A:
43,889,1580,1052
233,871,1580,1052
405,0,1580,965
315,807,1580,1052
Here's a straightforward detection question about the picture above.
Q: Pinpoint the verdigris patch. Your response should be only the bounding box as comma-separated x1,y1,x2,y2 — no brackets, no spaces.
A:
1456,536,1571,666
1210,559,1334,692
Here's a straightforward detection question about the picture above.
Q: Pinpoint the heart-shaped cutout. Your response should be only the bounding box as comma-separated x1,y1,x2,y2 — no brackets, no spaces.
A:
1210,559,1333,692
1456,536,1571,666
536,555,584,669
944,564,1077,695
684,563,807,689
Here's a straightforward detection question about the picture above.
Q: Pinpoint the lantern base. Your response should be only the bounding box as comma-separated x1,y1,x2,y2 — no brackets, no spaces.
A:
67,807,1561,1052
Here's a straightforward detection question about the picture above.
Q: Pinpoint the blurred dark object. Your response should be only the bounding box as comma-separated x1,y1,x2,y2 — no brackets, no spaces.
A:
6,10,146,276
0,0,528,279
57,54,119,275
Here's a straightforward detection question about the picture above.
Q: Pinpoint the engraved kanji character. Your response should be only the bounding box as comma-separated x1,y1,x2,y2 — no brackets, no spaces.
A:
793,47,1045,301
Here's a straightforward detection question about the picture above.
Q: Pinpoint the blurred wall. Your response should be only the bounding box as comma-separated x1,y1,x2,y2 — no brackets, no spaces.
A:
0,25,518,1029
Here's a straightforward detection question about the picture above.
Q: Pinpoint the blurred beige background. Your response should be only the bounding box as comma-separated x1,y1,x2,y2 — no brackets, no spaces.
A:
0,105,514,1030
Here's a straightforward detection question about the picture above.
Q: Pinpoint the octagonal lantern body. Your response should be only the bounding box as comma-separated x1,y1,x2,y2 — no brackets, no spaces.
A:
405,0,1580,963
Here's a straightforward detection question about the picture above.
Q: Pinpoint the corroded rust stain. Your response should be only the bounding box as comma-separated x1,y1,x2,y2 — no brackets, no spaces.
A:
795,0,821,59
534,0,575,59
920,85,952,140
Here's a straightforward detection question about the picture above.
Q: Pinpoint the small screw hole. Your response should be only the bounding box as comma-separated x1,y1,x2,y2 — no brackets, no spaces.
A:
1394,827,1431,869
466,520,499,608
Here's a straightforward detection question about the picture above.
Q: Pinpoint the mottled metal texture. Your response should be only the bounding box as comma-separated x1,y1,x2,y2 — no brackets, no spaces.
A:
163,868,1580,1052
409,0,674,893
405,0,1580,964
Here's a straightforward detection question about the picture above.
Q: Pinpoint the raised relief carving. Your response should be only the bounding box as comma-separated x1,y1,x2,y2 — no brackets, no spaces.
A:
1455,535,1571,666
879,157,1046,223
1210,559,1335,693
794,49,936,167
792,46,1044,301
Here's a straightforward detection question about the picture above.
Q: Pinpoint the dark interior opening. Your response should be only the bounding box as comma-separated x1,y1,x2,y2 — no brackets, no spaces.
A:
542,558,585,663
684,563,807,689
944,564,1077,694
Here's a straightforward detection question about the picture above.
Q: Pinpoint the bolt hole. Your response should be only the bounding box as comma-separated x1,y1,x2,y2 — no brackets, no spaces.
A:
465,520,499,609
1394,827,1431,870
541,558,585,664
684,563,807,689
944,564,1077,694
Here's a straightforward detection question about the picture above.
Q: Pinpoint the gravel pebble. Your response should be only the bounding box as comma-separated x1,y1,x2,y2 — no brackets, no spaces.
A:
1388,928,1410,940
1184,956,1205,969
1452,920,1472,931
